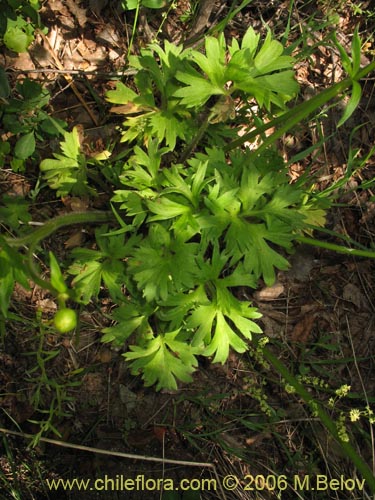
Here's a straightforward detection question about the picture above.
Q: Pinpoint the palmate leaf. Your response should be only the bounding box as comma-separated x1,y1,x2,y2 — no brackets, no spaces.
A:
105,81,138,104
60,126,81,159
112,191,150,228
69,227,139,303
147,196,192,221
128,230,199,302
187,285,262,364
234,73,298,110
190,34,227,87
101,301,154,347
107,41,188,150
158,285,207,329
233,26,260,57
174,67,225,108
118,112,154,144
227,27,299,109
255,184,306,226
253,30,287,72
199,209,292,286
69,258,127,304
174,35,228,107
40,127,92,197
197,158,308,285
120,140,166,190
146,182,202,241
124,330,200,391
297,203,327,228
148,111,188,150
225,218,292,286
69,260,103,304
117,107,191,149
150,40,186,81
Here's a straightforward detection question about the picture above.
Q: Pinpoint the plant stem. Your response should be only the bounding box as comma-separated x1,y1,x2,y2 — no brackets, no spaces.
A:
296,235,375,259
6,211,113,249
224,59,375,153
6,211,114,294
262,345,375,493
179,110,211,163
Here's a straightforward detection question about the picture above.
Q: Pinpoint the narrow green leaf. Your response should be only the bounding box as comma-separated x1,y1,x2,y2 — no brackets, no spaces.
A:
0,269,14,317
49,251,68,294
351,27,361,75
333,32,353,75
337,81,361,128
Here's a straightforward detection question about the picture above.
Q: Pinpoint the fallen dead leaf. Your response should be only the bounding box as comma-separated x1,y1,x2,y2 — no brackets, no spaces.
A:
98,347,112,363
290,313,316,343
153,426,167,443
64,231,84,249
62,196,90,211
254,282,285,301
65,0,88,27
35,298,57,314
245,432,271,447
110,103,143,115
343,283,363,309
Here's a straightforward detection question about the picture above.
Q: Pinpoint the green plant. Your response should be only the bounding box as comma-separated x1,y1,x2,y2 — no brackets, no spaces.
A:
52,308,77,334
0,434,50,499
263,346,375,493
2,26,374,394
107,27,299,152
39,126,93,197
67,28,326,391
0,0,44,52
0,76,66,171
121,0,166,10
22,316,82,446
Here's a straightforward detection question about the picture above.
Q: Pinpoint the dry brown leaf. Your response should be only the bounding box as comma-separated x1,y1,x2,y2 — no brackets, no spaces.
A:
259,316,284,338
343,283,363,309
110,103,143,115
245,432,271,447
290,313,316,343
64,231,84,249
62,196,89,211
153,426,167,443
89,0,109,16
35,298,57,314
65,0,88,27
288,245,316,281
254,282,285,301
98,347,112,363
